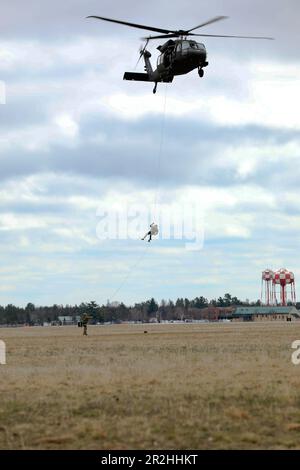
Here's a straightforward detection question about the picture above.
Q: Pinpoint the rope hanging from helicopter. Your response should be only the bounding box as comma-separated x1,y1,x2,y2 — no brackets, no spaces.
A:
108,85,169,302
109,243,151,301
154,82,168,210
86,14,274,304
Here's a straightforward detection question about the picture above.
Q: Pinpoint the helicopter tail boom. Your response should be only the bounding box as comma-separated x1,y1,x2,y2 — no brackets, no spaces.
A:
123,49,155,82
124,49,171,93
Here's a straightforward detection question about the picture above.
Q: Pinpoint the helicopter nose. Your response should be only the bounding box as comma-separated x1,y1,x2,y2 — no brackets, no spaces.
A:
199,50,207,62
195,44,207,57
191,48,206,61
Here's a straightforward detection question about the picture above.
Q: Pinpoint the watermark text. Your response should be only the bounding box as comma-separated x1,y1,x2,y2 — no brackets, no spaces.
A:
291,340,300,365
96,203,205,251
0,81,6,104
0,340,6,365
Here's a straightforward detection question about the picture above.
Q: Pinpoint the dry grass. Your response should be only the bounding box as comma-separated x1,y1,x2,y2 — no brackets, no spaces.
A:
1,322,300,449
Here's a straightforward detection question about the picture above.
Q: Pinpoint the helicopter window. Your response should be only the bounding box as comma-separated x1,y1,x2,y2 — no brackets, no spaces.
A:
157,53,164,66
190,42,198,49
182,41,190,50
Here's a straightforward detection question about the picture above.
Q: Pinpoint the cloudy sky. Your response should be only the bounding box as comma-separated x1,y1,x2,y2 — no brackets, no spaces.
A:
0,0,300,307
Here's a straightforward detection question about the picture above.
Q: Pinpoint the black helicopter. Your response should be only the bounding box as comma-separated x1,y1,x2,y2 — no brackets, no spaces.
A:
87,15,273,94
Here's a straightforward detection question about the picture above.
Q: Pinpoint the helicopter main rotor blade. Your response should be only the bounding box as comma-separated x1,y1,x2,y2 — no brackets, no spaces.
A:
189,33,274,39
188,16,228,32
143,32,274,41
87,15,274,42
86,15,174,35
142,34,180,40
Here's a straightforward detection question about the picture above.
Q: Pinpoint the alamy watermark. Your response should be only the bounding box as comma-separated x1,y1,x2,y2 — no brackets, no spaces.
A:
0,81,6,104
0,340,6,365
291,340,300,365
96,203,205,251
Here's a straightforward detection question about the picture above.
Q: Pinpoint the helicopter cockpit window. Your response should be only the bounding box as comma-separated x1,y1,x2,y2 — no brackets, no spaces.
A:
181,41,190,50
157,54,164,66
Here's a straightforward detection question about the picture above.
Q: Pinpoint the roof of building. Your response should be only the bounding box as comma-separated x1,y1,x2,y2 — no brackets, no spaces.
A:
233,306,299,316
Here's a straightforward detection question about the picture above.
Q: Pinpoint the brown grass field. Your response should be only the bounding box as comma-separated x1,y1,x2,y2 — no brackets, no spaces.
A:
1,322,300,450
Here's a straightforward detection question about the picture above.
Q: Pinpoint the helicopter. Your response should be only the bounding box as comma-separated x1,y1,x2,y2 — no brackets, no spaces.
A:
87,15,273,94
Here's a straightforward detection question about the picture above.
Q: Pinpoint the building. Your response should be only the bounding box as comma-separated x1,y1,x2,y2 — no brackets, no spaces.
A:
58,315,80,325
192,306,235,321
229,306,300,322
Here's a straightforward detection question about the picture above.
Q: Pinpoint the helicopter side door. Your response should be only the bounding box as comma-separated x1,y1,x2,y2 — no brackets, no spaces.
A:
175,42,182,58
157,51,171,70
157,53,164,71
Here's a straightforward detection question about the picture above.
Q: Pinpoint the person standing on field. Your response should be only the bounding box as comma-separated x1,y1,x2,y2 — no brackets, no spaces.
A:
81,313,91,336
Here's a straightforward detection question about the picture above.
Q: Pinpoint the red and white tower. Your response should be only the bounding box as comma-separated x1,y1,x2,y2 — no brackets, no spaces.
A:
273,268,296,306
261,269,275,305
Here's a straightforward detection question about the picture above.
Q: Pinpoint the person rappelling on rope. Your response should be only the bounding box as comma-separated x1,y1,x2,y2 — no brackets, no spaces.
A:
141,222,159,242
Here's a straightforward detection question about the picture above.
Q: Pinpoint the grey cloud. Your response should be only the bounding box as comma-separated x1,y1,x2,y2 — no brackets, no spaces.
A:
1,110,300,190
0,97,47,128
0,0,300,305
0,0,299,62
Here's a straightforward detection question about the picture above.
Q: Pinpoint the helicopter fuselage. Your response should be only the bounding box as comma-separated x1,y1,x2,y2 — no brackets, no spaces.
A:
156,39,207,78
89,13,273,93
123,38,209,92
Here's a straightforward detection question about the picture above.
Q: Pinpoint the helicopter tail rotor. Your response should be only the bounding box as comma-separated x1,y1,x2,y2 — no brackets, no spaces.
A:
134,39,149,69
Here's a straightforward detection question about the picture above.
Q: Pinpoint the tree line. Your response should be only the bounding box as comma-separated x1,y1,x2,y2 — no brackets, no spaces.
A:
0,293,270,326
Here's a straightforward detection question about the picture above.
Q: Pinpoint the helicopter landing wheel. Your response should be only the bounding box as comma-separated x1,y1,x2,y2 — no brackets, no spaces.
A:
198,68,204,78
